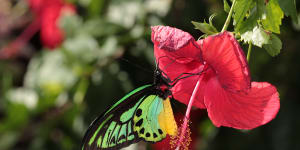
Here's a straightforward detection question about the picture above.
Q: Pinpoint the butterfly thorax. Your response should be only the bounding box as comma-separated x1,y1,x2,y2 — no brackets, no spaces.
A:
153,70,172,99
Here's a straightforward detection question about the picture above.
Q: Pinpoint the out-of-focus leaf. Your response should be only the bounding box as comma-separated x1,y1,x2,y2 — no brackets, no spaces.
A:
200,119,217,140
223,0,230,13
7,88,38,110
278,0,298,23
263,34,282,56
88,0,105,17
144,0,172,16
191,21,218,35
63,34,100,64
233,0,254,30
292,14,300,30
78,0,91,7
241,26,270,47
59,15,83,38
101,36,120,58
1,72,13,96
24,51,77,96
106,1,142,28
0,132,19,150
0,104,29,131
262,0,284,33
82,19,123,37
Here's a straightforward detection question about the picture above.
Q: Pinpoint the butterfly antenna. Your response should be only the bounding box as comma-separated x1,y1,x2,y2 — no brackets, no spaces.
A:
120,58,152,73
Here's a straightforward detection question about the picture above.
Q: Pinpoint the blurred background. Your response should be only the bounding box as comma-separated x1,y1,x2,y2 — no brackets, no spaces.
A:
0,0,300,150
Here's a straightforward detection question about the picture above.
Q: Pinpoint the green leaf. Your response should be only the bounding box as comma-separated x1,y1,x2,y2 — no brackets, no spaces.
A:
262,0,284,33
241,26,270,47
278,0,298,23
237,0,265,33
191,21,218,35
233,0,254,30
263,34,282,56
224,0,230,13
209,13,217,27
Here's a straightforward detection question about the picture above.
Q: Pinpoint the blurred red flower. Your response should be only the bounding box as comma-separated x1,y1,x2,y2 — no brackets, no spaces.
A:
0,0,75,58
152,26,280,130
29,0,75,49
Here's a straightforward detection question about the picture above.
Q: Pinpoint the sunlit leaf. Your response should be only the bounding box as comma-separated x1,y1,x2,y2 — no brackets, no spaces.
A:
233,0,254,30
262,0,284,33
191,21,218,35
237,0,264,33
223,0,230,13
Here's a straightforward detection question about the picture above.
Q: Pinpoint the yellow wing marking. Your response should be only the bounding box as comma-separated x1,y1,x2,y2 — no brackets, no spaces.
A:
158,98,178,136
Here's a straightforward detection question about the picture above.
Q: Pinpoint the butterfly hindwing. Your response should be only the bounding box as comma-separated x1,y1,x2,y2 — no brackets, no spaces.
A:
133,95,166,142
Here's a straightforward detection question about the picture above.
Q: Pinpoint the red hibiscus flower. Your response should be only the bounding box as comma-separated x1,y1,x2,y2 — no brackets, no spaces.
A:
33,0,75,49
0,0,75,59
152,25,280,130
152,109,204,150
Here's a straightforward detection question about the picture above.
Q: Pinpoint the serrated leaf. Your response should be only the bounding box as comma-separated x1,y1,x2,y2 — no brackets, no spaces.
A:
278,0,298,23
263,34,282,56
241,26,270,47
224,0,230,13
262,0,284,33
233,0,254,30
236,0,264,33
191,21,218,35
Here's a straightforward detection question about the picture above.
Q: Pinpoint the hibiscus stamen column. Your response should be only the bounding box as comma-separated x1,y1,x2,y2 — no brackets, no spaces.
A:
176,75,203,150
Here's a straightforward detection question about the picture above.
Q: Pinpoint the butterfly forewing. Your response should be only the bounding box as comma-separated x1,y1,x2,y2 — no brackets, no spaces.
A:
82,85,168,150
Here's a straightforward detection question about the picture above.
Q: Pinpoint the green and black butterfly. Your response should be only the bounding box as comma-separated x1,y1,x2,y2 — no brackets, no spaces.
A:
81,65,198,150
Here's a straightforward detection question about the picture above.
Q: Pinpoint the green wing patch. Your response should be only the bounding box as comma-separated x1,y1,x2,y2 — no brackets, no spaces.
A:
133,95,166,142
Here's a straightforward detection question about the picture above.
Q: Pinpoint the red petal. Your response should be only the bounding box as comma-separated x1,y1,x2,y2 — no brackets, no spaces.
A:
201,31,251,92
40,2,75,49
171,75,206,109
152,26,203,80
40,3,64,49
204,76,280,129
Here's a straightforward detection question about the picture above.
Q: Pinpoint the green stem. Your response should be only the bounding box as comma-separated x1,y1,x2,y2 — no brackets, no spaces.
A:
247,42,252,62
221,0,237,32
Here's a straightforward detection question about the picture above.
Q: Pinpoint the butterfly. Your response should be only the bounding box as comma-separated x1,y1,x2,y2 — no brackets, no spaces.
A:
81,64,199,150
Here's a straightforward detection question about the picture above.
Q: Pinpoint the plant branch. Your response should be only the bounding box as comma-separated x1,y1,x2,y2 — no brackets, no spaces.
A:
247,42,252,62
221,0,236,32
